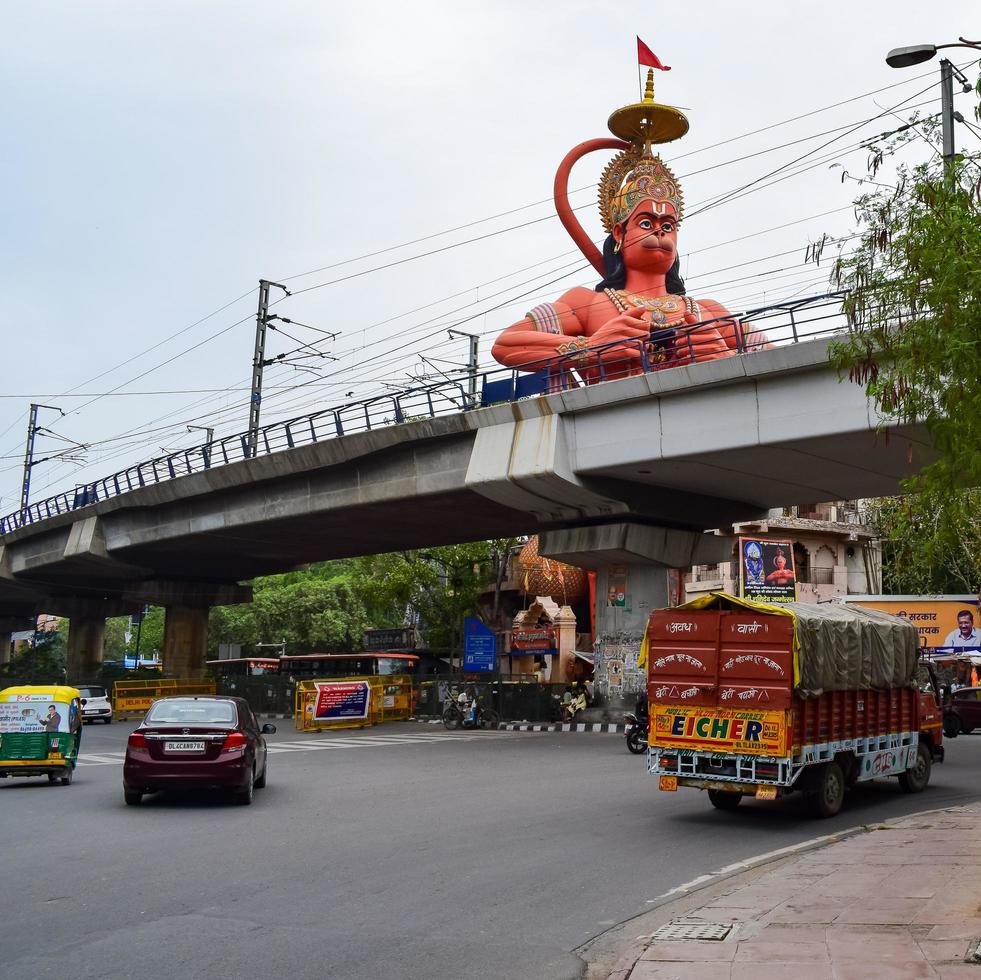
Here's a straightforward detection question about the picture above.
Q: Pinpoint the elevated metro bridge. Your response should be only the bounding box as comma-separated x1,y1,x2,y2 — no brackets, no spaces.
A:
0,294,934,678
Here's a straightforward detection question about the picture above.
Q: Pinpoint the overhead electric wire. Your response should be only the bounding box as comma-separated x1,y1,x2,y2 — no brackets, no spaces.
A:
9,70,965,504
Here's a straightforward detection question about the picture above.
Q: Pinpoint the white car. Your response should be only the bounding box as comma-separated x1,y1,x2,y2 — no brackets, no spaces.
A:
77,685,113,724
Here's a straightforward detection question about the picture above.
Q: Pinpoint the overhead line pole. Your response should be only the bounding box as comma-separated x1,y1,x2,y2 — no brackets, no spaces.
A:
247,279,289,458
20,402,64,513
447,329,480,405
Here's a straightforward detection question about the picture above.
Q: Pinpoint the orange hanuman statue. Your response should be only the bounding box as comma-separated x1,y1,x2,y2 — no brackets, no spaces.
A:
492,70,760,376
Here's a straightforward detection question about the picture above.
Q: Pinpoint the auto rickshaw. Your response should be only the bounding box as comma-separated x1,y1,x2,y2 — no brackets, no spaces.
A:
0,685,83,785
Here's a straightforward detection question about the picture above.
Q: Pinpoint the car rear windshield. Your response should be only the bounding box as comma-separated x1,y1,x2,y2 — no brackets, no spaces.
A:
146,700,237,725
78,687,106,698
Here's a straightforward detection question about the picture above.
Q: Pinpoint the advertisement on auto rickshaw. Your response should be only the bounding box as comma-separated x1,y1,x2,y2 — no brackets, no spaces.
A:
0,693,76,733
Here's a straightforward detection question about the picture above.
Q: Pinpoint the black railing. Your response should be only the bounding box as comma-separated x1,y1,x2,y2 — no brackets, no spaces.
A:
0,291,852,537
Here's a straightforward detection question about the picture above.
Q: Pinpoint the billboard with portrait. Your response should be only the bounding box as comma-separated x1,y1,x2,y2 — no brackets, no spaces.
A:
738,537,797,603
843,595,981,654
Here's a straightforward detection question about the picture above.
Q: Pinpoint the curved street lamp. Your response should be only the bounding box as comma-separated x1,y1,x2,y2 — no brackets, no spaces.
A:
885,37,981,170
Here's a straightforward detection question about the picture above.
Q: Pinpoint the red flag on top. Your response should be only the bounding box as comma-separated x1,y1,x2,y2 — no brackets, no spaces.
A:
637,37,671,71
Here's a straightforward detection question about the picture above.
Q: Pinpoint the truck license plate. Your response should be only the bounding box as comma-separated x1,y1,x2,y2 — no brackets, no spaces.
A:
164,741,205,753
755,785,777,800
659,776,678,792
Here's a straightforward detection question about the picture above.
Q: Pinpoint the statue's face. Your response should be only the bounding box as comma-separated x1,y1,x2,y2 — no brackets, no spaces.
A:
613,205,678,275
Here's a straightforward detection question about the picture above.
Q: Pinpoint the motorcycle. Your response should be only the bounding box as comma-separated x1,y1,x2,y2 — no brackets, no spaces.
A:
442,691,500,731
624,711,648,754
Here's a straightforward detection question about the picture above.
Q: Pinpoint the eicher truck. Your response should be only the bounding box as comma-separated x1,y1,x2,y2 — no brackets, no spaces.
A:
646,593,944,817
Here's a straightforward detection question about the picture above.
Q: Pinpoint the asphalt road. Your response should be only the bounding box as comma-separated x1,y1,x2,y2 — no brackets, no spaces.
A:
3,721,981,980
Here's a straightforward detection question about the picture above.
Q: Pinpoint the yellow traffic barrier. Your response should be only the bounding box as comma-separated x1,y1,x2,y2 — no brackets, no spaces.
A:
112,678,216,719
295,675,414,732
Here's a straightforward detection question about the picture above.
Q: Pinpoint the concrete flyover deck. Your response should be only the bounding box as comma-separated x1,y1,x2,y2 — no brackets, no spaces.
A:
0,337,932,619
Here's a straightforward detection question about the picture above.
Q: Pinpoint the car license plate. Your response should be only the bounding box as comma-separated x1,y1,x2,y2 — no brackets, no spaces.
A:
659,775,678,792
755,785,777,800
164,741,206,753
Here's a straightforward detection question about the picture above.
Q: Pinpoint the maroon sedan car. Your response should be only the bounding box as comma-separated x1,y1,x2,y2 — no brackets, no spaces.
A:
944,687,981,737
123,696,275,806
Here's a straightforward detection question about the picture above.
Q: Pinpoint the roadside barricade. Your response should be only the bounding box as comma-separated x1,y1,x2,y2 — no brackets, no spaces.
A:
295,676,413,732
112,678,216,719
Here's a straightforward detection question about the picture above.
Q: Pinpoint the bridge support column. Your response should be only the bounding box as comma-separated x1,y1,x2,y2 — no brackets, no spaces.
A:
539,523,735,718
162,605,210,678
0,632,11,666
67,616,106,684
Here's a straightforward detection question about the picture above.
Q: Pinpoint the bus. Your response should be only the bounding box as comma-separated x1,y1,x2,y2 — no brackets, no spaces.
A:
279,653,420,680
206,658,282,678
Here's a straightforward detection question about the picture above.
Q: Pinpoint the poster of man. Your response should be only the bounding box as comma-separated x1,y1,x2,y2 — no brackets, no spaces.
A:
843,596,981,653
739,537,797,603
943,609,980,650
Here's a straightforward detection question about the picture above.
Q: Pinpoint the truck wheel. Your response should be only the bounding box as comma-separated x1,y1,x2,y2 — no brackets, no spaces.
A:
707,789,742,810
944,716,961,738
898,743,932,793
807,762,845,818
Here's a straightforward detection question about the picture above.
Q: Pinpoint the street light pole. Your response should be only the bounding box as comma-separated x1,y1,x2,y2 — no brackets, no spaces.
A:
885,37,981,177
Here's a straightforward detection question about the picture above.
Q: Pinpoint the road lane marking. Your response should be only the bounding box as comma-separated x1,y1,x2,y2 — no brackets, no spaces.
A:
76,731,513,765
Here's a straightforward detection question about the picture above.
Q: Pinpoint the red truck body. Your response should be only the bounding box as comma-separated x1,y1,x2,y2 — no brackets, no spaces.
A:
646,604,943,816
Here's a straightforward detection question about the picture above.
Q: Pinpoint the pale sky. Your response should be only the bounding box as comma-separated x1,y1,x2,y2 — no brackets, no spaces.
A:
1,1,978,514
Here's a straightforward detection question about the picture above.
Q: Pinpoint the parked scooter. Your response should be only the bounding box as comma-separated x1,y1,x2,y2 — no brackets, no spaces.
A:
625,692,649,754
442,690,500,731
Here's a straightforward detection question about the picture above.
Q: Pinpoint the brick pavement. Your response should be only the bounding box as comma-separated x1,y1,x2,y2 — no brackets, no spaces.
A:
607,805,981,980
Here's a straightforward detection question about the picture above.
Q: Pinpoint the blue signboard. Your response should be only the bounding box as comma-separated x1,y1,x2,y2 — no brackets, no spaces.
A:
463,617,496,672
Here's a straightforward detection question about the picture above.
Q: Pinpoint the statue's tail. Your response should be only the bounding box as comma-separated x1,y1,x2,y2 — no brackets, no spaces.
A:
553,138,630,277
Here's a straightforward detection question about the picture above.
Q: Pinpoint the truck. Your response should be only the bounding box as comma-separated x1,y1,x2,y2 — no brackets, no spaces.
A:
646,593,944,817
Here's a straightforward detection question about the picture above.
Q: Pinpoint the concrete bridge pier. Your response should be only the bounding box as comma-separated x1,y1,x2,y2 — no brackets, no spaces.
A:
540,522,734,716
122,582,251,679
67,616,107,684
162,605,210,678
0,631,11,666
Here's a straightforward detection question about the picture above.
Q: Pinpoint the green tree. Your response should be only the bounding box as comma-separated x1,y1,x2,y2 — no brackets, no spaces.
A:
208,575,368,656
0,626,68,681
864,491,981,594
827,71,981,589
103,617,130,660
352,540,514,655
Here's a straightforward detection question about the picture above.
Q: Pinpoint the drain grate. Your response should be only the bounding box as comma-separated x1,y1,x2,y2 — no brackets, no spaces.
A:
650,921,733,942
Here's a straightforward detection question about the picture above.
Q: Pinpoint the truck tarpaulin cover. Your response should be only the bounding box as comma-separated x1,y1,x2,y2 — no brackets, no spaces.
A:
678,592,918,697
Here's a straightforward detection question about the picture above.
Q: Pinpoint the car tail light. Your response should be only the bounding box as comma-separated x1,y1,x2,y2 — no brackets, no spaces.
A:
222,732,247,753
127,732,147,750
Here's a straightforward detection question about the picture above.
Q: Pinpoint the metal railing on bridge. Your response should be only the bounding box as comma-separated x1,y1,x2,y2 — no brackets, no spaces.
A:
0,291,852,536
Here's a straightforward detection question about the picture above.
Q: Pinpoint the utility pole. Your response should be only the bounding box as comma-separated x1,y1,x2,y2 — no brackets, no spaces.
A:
247,279,289,458
940,58,955,174
20,403,64,513
447,329,480,405
188,424,215,468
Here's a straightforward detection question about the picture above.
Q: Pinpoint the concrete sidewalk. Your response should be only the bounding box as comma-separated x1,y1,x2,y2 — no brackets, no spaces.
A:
590,804,981,980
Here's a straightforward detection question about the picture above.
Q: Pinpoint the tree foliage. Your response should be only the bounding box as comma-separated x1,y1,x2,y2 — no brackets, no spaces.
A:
208,567,369,656
350,540,516,654
0,626,68,681
863,490,981,594
827,69,981,590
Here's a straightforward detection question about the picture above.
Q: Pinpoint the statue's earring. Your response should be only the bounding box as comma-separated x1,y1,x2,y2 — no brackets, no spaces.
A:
613,240,622,254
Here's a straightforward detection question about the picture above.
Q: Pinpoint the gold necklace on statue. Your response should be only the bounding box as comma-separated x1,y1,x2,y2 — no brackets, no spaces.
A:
604,289,698,326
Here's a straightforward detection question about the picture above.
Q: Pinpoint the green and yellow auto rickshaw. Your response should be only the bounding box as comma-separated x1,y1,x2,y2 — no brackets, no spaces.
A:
0,685,83,785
